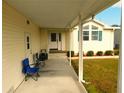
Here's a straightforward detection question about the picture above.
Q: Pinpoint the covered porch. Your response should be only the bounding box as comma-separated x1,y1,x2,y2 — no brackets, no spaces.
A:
2,0,120,93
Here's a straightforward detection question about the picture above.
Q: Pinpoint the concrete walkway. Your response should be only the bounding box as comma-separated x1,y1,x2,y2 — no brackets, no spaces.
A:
15,53,87,93
70,56,119,60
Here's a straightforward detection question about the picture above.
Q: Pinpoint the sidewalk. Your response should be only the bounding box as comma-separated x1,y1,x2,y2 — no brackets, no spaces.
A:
70,56,119,60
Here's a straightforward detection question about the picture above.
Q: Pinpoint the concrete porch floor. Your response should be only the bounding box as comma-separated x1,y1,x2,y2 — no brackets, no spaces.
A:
15,53,87,93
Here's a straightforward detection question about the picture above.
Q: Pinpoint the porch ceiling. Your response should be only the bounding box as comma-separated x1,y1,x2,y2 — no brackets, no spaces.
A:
5,0,119,28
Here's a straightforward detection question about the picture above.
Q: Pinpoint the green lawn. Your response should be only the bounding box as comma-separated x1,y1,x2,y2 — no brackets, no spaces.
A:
71,58,119,93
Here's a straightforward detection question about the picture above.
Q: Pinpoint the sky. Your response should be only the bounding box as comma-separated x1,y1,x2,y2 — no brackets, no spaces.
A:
95,1,121,26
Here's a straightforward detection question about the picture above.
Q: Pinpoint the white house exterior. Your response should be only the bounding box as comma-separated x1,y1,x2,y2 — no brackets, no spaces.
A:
71,19,115,55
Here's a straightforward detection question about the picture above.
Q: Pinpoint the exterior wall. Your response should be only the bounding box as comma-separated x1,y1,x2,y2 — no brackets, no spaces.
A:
3,2,41,93
71,27,79,54
65,31,70,51
61,32,66,50
40,29,48,51
71,21,114,55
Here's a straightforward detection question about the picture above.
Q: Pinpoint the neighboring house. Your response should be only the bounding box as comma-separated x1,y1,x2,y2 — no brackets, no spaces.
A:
71,19,115,55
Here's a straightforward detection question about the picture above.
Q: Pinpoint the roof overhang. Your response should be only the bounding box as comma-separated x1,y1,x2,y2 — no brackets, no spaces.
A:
5,0,119,28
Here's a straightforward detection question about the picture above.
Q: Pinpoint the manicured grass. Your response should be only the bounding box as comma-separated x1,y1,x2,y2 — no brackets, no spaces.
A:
71,58,119,93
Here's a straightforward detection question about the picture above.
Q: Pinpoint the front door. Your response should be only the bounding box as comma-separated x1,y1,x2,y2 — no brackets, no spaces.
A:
49,33,62,50
25,33,33,64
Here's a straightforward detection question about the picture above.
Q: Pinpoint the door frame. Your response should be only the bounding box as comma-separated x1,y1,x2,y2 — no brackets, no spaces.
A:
24,32,33,63
48,32,62,51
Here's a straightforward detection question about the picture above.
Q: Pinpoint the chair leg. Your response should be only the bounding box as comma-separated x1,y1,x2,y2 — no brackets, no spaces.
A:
25,75,29,81
25,74,39,81
37,72,40,77
31,73,39,81
32,76,38,81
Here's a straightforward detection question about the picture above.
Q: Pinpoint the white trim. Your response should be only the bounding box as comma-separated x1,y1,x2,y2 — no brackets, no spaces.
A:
117,15,122,93
69,29,72,66
78,15,83,82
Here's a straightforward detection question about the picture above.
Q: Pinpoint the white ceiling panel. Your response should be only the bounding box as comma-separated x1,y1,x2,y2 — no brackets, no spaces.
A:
5,0,119,28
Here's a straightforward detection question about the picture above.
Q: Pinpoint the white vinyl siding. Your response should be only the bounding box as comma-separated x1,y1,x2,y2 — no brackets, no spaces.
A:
71,21,114,55
3,2,41,93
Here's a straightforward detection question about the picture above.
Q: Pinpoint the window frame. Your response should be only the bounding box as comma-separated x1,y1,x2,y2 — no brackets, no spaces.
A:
51,33,57,42
91,31,99,40
83,31,89,41
91,25,102,41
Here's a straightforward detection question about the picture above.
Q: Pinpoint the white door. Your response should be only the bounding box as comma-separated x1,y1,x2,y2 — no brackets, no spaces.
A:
25,33,33,64
49,33,62,50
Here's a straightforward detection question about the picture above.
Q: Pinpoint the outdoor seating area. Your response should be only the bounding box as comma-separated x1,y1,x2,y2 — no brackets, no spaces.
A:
22,49,48,81
22,58,40,81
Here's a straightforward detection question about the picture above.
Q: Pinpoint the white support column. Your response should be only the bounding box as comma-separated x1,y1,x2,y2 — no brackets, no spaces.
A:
69,28,72,66
117,17,122,93
78,15,83,82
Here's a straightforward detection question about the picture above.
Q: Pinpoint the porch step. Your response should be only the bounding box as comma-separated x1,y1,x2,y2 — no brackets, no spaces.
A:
49,50,67,53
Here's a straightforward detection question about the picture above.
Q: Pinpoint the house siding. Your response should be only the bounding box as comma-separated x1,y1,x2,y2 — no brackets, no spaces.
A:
3,2,41,93
61,32,66,50
71,21,114,55
40,29,48,50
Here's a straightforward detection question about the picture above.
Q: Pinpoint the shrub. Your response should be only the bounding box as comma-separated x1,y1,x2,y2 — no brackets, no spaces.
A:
114,50,119,55
96,51,103,56
67,51,74,57
77,51,85,56
104,50,113,56
86,51,94,56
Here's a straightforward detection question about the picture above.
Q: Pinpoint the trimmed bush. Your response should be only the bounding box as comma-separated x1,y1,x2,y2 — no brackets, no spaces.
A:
86,51,94,56
104,50,113,56
77,51,85,56
114,50,119,55
96,51,103,56
67,51,74,57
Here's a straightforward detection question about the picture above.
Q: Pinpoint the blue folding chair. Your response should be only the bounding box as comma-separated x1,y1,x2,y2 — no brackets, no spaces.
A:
22,58,40,81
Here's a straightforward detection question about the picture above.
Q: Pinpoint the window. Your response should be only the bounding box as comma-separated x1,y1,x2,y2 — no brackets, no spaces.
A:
51,33,56,41
83,25,89,29
91,25,102,41
92,31,102,41
83,31,89,40
92,25,98,30
92,31,98,40
26,36,30,49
